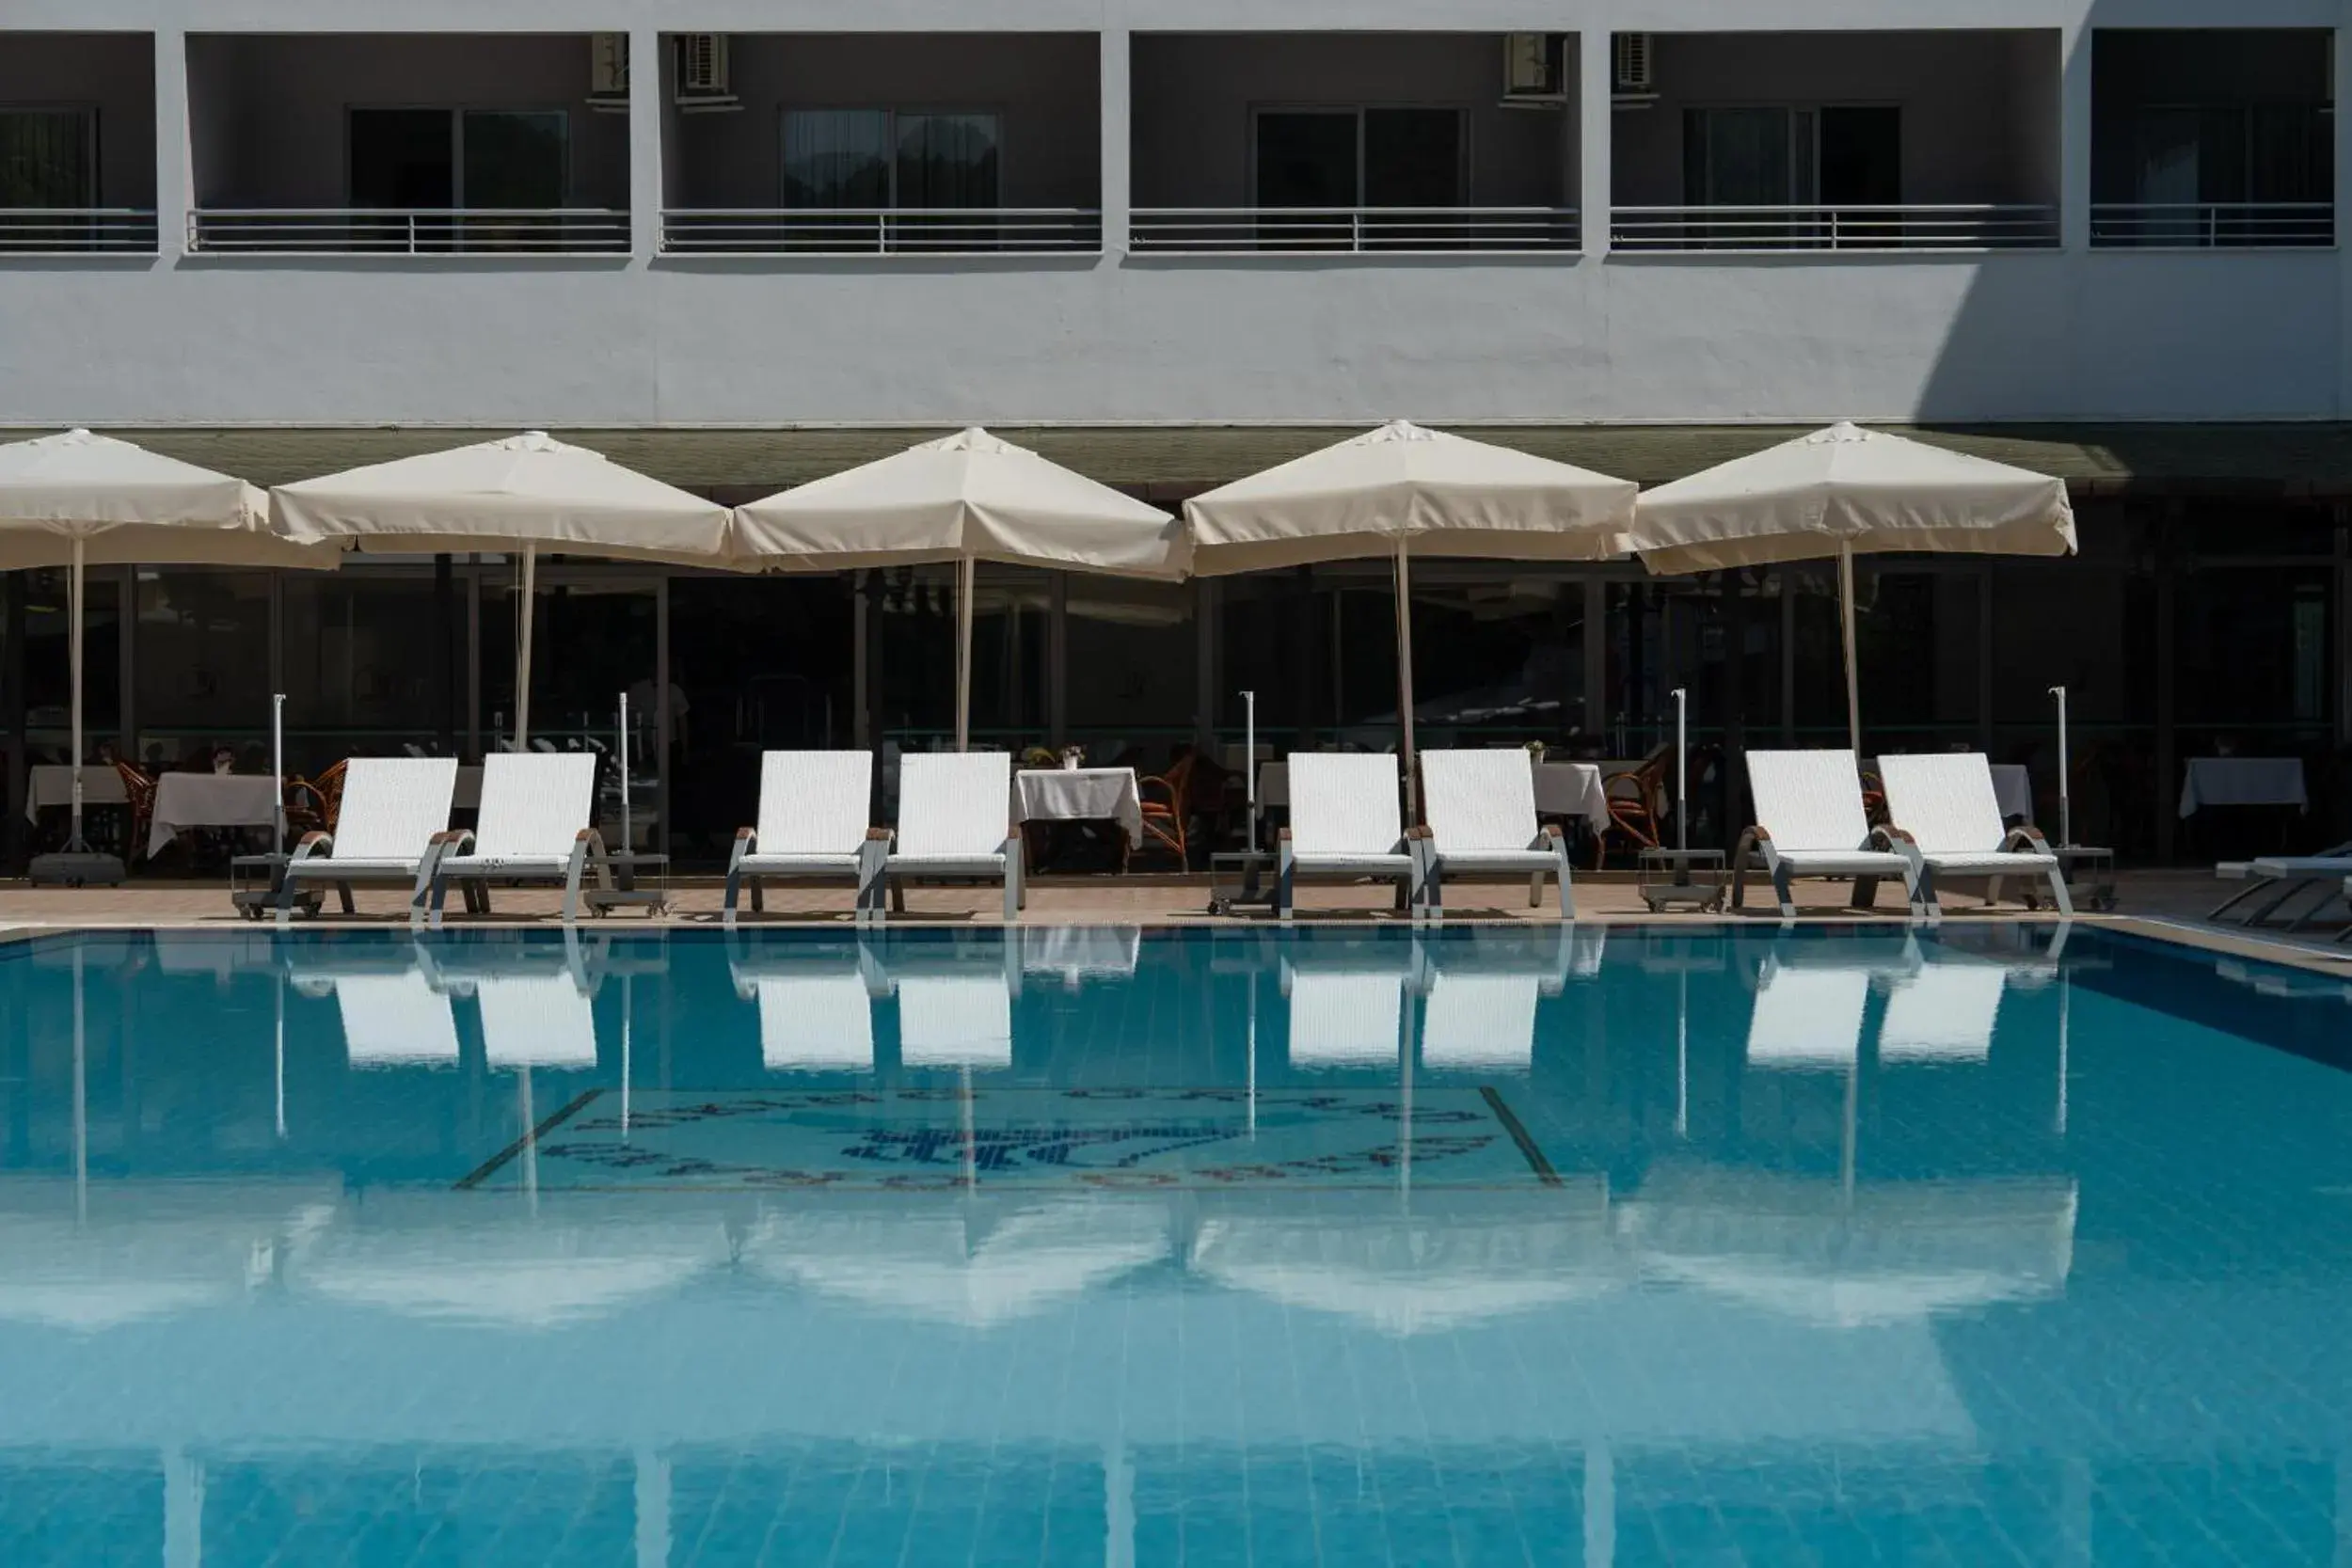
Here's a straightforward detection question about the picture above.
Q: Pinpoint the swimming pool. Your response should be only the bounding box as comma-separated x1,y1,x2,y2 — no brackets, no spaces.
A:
2,922,2348,1566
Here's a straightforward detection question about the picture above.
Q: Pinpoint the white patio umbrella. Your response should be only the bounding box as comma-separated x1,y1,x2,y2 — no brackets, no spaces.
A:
1183,420,1636,812
732,427,1184,751
1626,422,2076,754
274,431,733,746
0,429,330,865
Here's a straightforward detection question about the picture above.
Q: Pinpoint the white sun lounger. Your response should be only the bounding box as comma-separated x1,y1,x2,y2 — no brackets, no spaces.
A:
877,752,1023,923
1276,753,1427,923
1879,960,2008,1064
2209,845,2352,929
426,753,610,928
1732,750,1924,919
276,757,460,927
723,751,885,927
1877,753,2071,918
1418,749,1574,920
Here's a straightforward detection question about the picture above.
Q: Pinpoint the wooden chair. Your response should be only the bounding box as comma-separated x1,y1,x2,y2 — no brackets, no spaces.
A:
1136,751,1200,868
1598,751,1671,866
286,759,349,839
112,760,159,863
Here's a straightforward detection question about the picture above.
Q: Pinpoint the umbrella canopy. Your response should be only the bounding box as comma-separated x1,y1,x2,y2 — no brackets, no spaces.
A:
0,429,330,862
733,427,1184,749
1627,422,2075,752
1628,421,2075,573
275,431,733,744
1182,419,1635,575
1184,420,1635,812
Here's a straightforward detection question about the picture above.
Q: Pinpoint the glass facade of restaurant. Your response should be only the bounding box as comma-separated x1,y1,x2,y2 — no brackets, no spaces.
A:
3,499,2345,870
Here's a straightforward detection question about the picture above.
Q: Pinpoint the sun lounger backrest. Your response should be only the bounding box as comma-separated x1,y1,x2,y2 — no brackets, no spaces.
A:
1877,753,2006,856
1746,750,1870,854
331,758,458,863
1421,750,1537,853
474,753,597,860
1288,753,1403,856
756,751,873,855
896,752,1011,858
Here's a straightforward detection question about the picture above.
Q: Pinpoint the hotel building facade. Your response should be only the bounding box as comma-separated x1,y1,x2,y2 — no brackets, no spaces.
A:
4,0,2350,863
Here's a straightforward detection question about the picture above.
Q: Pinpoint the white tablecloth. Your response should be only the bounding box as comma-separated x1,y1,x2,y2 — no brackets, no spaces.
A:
150,774,281,856
1533,762,1612,834
24,765,127,820
1014,767,1143,847
2180,757,2308,817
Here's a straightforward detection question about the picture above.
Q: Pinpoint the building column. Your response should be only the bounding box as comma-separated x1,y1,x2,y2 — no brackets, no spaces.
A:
1579,27,1613,255
1048,572,1069,748
629,26,664,261
155,30,189,256
1195,578,1219,751
2058,21,2092,251
1101,25,1131,253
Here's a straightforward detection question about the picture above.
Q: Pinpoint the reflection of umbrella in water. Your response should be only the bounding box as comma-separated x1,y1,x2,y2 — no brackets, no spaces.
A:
290,1192,732,1328
745,1198,1170,1329
1616,1166,2076,1329
1189,1185,1623,1337
0,1179,340,1332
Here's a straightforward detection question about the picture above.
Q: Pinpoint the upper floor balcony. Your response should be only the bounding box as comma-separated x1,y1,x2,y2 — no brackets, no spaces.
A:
183,33,631,256
0,33,158,253
658,32,1102,257
1607,30,2062,255
1129,32,1581,256
2090,29,2334,250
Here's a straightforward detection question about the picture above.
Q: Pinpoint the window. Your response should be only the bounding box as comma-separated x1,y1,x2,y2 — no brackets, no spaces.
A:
1252,107,1465,209
1683,105,1899,206
782,109,1001,209
2131,103,2330,241
0,108,96,209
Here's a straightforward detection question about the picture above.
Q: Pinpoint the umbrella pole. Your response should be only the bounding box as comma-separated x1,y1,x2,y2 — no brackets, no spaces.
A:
1837,540,1861,757
515,544,537,749
67,537,86,851
1393,538,1418,820
955,555,976,752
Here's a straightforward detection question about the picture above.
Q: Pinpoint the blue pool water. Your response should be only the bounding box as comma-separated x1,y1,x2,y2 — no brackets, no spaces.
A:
2,922,2350,1566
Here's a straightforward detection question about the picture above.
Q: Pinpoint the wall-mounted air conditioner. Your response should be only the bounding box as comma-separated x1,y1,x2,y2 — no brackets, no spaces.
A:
1501,32,1568,107
1613,33,1659,104
587,32,629,115
675,33,741,113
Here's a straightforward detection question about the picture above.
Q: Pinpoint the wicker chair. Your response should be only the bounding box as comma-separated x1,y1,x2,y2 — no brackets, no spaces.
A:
1136,751,1200,868
285,759,350,839
112,760,159,863
1597,750,1671,866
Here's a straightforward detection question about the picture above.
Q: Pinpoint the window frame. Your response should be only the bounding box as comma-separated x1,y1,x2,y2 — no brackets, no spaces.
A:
776,104,1007,211
342,104,573,209
1248,103,1471,209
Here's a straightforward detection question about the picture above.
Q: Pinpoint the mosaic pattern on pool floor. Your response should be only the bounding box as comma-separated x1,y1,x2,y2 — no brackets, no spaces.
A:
480,1085,1553,1193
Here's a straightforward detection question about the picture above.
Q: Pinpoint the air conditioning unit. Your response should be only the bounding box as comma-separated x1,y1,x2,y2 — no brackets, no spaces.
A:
1500,32,1567,107
1613,32,1658,102
675,32,740,111
587,32,629,115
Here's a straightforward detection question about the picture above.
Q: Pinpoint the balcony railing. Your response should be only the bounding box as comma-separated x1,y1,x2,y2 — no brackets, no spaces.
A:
1612,204,2059,253
661,208,1102,255
187,209,632,255
1128,207,1580,254
2090,202,2334,249
0,209,159,254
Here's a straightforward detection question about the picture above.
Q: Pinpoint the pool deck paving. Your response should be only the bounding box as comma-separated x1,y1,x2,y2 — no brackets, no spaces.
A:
1,867,2346,974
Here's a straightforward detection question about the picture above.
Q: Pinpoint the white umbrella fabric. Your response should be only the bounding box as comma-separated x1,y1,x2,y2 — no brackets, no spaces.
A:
732,427,1184,751
274,431,733,745
0,429,329,858
1627,422,2076,754
1183,421,1635,810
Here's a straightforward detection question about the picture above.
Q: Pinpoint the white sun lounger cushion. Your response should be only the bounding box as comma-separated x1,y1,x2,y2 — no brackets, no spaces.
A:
302,757,458,867
477,973,598,1069
1878,753,2056,867
752,751,873,863
897,974,1012,1069
446,753,598,867
1748,751,1878,854
894,752,1012,863
1288,753,1409,864
756,973,876,1072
